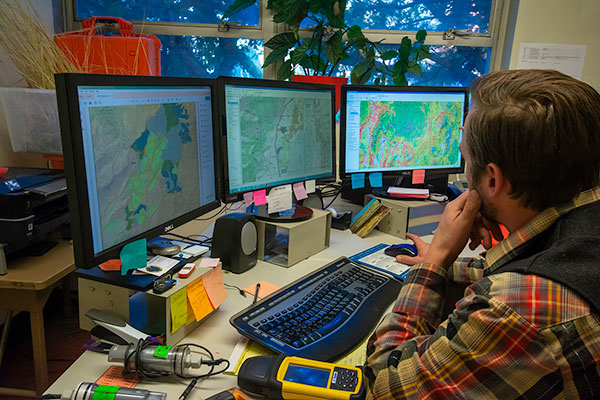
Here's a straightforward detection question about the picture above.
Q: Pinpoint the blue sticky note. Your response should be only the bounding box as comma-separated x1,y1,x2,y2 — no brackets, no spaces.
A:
351,173,365,189
369,172,383,188
120,238,147,276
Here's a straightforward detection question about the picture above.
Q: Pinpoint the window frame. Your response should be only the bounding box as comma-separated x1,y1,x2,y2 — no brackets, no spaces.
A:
62,0,514,80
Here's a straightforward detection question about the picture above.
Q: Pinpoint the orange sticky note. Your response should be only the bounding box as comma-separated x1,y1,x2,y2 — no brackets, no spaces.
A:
243,280,281,299
96,366,139,388
99,259,122,271
170,288,188,334
187,278,214,322
202,265,228,308
412,169,425,184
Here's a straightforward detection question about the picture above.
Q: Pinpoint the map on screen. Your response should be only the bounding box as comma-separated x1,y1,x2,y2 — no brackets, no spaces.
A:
89,102,201,249
359,100,462,169
237,95,332,186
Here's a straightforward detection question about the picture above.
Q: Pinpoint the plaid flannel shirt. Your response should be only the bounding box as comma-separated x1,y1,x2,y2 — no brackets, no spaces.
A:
365,188,600,399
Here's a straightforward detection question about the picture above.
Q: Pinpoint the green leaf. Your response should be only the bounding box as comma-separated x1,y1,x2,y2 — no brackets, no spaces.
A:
381,50,398,60
272,0,308,25
417,45,431,60
324,30,343,63
406,61,423,76
415,29,427,43
262,47,288,68
401,36,412,48
223,0,257,18
309,0,326,13
341,50,350,60
347,25,365,42
352,60,369,77
298,54,314,69
290,49,304,64
265,32,297,50
277,59,293,81
310,54,327,73
374,77,381,85
393,73,408,86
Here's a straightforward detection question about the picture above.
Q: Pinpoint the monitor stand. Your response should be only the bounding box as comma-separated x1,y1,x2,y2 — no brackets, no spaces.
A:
247,204,313,223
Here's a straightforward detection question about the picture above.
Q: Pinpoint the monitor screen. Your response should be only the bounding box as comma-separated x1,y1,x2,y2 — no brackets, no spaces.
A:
56,73,221,269
218,77,336,202
341,86,468,179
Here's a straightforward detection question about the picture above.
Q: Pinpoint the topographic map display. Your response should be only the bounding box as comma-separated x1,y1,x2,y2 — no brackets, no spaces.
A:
238,96,332,186
359,100,462,169
89,102,200,249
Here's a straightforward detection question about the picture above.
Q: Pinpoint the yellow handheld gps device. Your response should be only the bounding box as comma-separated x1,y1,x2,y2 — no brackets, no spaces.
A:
238,354,365,400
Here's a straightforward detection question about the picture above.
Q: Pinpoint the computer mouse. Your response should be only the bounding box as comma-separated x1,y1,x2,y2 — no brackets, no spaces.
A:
384,243,418,258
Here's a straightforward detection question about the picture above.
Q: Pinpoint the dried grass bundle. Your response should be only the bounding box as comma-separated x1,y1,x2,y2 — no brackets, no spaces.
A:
0,0,81,89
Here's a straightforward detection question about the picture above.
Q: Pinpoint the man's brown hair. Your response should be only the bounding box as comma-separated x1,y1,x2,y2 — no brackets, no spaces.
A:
466,69,600,211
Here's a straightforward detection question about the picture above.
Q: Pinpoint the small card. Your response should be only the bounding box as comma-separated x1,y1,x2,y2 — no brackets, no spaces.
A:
96,366,139,388
267,184,293,214
243,281,281,299
305,180,316,194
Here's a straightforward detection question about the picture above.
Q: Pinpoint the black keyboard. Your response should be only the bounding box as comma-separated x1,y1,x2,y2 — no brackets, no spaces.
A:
230,257,402,361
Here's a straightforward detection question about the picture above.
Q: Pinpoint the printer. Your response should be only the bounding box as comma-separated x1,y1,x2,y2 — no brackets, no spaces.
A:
0,167,70,274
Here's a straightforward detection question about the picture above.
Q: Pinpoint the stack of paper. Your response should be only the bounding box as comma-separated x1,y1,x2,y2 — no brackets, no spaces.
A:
387,186,429,199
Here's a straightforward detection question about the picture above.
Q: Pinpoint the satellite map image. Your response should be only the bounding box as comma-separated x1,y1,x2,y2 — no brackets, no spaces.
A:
359,100,463,169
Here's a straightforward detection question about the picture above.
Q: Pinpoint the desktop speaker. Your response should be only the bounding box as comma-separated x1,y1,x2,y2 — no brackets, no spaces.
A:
211,213,258,274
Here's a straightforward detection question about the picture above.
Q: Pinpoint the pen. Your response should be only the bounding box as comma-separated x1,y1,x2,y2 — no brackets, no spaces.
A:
179,378,198,400
252,283,261,304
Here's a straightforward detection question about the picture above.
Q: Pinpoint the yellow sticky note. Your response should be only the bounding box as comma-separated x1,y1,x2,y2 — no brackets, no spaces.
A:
170,288,188,334
187,278,214,322
202,264,228,308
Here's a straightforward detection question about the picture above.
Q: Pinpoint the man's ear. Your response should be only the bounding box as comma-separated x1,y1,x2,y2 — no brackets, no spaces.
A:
481,162,508,198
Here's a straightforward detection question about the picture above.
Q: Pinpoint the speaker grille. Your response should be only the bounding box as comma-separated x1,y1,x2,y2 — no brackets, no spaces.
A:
240,220,257,255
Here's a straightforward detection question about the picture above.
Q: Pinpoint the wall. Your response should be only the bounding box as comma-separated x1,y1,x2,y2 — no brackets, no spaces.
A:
0,0,56,168
509,0,600,91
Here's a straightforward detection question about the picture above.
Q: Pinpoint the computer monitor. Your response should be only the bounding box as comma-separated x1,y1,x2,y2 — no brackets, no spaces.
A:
55,73,221,270
217,77,336,220
340,85,468,197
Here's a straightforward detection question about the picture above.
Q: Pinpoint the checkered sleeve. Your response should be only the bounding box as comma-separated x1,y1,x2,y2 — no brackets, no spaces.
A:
365,270,557,399
448,257,485,284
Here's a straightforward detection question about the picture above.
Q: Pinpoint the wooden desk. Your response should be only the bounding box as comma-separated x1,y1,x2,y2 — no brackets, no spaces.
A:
0,241,75,397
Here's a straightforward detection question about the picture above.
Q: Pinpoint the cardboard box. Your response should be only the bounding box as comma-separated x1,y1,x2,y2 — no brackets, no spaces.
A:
367,196,445,239
255,208,331,267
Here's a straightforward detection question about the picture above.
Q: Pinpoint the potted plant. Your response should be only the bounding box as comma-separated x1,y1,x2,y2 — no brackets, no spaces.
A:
223,0,431,86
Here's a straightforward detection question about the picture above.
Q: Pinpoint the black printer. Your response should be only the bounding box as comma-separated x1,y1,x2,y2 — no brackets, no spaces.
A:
0,167,70,254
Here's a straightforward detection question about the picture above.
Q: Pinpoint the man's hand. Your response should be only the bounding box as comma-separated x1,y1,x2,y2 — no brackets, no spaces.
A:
395,233,430,265
470,215,504,250
423,190,482,269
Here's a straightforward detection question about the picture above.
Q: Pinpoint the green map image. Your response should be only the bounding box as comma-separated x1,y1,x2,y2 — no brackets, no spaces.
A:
89,102,200,249
359,100,462,169
237,96,332,185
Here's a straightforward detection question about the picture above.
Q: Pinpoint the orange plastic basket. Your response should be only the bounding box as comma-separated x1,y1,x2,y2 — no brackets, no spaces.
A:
55,16,161,76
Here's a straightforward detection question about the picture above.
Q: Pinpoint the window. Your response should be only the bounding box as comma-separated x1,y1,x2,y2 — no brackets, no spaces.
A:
65,0,508,86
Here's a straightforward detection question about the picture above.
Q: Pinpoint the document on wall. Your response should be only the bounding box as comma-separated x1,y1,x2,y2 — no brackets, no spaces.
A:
517,43,586,79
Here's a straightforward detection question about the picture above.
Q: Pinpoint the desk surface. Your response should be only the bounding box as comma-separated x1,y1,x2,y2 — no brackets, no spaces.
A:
45,225,480,399
0,241,75,290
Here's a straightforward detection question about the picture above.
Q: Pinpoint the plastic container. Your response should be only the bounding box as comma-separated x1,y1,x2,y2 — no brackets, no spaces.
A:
54,16,161,76
0,87,62,154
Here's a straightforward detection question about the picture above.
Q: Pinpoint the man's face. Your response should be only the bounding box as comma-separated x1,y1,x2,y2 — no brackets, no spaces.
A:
461,110,499,223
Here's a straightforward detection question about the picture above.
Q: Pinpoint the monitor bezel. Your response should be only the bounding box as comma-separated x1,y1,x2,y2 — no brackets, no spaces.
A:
55,73,222,270
216,76,337,203
339,85,468,181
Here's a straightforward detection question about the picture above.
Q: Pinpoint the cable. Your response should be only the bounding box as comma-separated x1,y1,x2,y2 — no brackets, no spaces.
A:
194,204,229,221
224,283,247,297
163,232,211,244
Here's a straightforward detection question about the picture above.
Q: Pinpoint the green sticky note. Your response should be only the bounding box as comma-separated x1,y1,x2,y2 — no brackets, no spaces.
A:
153,345,172,358
120,238,147,276
92,385,119,400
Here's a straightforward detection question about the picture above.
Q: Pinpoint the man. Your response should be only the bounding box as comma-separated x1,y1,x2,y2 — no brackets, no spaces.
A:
365,69,600,399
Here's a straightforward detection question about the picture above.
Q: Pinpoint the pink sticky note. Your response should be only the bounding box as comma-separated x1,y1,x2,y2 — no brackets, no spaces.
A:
198,257,220,268
243,192,253,206
0,167,8,178
412,169,425,184
253,189,267,206
292,182,308,201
